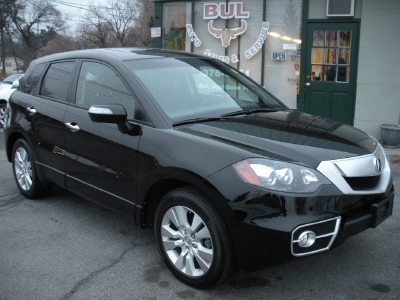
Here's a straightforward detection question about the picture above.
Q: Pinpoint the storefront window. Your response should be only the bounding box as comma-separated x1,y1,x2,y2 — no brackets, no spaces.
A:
162,2,191,51
264,0,302,108
160,0,303,109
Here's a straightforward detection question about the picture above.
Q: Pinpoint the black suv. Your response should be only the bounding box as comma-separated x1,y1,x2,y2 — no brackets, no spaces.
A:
4,48,394,288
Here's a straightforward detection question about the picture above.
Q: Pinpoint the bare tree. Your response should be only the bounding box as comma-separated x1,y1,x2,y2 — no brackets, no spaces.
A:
126,0,153,47
7,0,65,67
0,0,17,74
77,20,115,48
79,0,152,48
38,35,84,57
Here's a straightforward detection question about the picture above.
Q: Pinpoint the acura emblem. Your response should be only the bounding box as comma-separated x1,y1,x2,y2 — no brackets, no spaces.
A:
374,158,382,173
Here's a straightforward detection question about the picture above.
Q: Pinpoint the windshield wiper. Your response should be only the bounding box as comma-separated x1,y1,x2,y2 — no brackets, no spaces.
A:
173,117,230,126
173,108,285,126
221,108,284,117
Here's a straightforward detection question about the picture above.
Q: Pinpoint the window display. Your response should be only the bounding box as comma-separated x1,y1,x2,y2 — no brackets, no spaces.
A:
161,1,303,108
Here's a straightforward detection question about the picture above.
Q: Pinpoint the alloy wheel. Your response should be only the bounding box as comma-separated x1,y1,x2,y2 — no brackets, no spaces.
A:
161,205,214,277
14,146,33,191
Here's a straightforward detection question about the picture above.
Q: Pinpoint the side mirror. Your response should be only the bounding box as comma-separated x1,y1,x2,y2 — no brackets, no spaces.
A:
88,104,141,136
11,79,19,89
88,104,127,123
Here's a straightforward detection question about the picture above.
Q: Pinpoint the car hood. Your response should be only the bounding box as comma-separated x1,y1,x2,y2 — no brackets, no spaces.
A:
0,83,12,91
176,110,377,168
0,87,16,99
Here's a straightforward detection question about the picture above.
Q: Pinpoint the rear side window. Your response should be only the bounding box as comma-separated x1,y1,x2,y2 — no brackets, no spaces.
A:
21,63,46,95
40,61,75,101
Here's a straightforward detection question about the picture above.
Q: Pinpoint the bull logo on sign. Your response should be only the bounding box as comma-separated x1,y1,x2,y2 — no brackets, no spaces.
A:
208,19,247,48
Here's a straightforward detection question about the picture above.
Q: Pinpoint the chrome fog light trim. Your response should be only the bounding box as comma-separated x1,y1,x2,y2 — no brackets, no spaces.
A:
291,217,341,257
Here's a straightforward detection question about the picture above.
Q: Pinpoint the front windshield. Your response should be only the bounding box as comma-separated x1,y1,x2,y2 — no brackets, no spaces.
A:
1,74,23,84
126,57,287,122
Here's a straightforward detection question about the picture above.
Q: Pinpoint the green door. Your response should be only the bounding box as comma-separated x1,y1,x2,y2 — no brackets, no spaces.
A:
300,22,359,125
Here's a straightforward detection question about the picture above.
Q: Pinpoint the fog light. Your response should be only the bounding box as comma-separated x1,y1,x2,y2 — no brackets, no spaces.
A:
298,231,316,248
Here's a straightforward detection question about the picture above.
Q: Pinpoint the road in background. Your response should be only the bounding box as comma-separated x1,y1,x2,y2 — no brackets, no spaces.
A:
1,130,399,300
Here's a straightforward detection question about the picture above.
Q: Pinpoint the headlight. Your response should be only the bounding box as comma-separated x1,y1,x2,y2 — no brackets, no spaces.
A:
233,158,331,193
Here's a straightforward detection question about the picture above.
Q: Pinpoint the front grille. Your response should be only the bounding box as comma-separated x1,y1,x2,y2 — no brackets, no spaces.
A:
343,175,380,190
291,217,341,257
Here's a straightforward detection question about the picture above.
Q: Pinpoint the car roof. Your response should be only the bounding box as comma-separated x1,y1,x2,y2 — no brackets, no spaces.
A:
33,48,205,65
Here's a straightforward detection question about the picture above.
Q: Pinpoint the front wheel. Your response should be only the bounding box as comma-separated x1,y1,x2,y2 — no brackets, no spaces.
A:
12,139,50,199
154,187,233,288
0,102,6,128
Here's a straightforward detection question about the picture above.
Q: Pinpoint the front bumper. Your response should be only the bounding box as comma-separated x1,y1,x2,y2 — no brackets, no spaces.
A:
207,144,394,270
291,189,394,256
208,163,394,270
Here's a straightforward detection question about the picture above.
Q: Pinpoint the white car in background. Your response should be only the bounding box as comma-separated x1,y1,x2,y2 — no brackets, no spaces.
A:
0,74,24,128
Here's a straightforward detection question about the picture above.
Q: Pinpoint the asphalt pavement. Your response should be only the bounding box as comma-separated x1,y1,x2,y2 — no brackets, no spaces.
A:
1,130,399,300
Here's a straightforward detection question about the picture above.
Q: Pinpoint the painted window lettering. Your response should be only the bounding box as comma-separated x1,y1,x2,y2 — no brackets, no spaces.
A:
204,2,250,19
187,3,271,63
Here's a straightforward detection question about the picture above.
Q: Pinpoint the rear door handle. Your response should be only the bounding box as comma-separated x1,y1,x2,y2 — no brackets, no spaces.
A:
26,107,36,114
65,122,80,132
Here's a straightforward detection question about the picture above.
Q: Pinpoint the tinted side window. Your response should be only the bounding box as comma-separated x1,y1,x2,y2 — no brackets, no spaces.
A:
76,61,136,119
40,61,75,101
21,63,46,95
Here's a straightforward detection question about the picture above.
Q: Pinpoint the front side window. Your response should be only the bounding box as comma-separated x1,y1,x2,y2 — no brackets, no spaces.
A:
40,61,75,101
75,61,137,120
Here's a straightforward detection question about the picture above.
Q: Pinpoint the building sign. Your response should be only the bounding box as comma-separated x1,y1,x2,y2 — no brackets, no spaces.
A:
208,19,247,48
271,52,286,60
186,25,201,47
204,2,250,19
151,27,161,38
244,22,270,59
186,2,270,64
283,44,297,50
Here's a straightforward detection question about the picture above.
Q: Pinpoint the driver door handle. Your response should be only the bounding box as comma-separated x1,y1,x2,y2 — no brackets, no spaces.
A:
26,107,36,114
65,122,80,132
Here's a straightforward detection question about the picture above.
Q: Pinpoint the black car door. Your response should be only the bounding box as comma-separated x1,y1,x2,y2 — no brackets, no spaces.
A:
22,61,75,187
63,60,142,214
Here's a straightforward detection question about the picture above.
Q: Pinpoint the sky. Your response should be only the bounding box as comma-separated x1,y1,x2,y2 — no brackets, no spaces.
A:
51,0,105,32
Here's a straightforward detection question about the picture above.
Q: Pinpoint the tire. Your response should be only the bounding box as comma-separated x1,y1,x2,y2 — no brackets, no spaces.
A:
12,138,50,199
154,187,233,289
0,101,6,128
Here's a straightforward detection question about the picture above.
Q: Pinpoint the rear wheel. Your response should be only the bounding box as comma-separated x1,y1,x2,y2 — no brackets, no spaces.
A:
154,187,233,288
12,139,50,199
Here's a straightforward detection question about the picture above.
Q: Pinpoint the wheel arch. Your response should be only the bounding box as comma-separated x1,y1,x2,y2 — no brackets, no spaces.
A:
137,169,236,230
5,131,26,162
6,131,49,183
